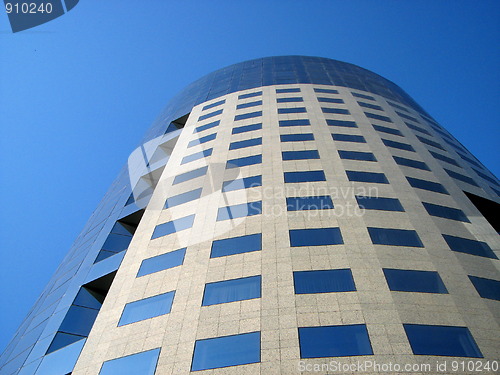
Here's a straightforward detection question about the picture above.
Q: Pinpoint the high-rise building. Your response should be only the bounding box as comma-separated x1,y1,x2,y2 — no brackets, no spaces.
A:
1,56,499,375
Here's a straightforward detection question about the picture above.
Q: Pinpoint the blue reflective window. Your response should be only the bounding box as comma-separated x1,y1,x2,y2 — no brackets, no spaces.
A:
332,133,366,143
299,325,373,358
173,166,208,185
393,156,430,171
235,111,262,121
382,138,415,152
406,122,431,135
326,119,358,128
322,107,350,115
373,124,403,136
278,107,307,114
383,269,448,293
365,112,392,123
346,170,389,184
222,175,262,192
191,332,260,371
229,137,262,150
294,269,355,294
99,348,160,375
458,153,482,168
216,201,262,221
397,111,420,123
198,109,222,122
318,97,344,103
181,148,212,164
406,176,449,194
280,133,315,142
338,150,377,161
359,101,383,111
211,233,262,258
282,150,320,160
118,291,175,326
473,169,498,185
165,188,202,208
368,227,423,247
236,100,262,110
289,228,343,247
202,99,225,111
286,196,333,211
442,235,497,259
422,202,469,222
202,275,261,306
58,305,99,336
277,87,301,93
188,132,217,148
314,88,339,94
277,97,303,103
238,91,262,99
352,92,374,100
137,248,186,277
404,324,482,358
356,196,404,211
284,170,326,183
416,135,445,150
232,122,262,135
279,119,310,127
226,154,262,168
468,276,500,301
444,168,479,187
151,215,195,240
387,101,409,111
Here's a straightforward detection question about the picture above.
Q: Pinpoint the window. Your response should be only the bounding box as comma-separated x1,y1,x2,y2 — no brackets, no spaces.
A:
286,196,333,211
468,276,500,301
282,150,320,160
238,91,262,99
406,122,431,136
358,101,383,111
403,324,482,358
137,247,186,276
284,170,326,183
416,135,445,150
278,107,307,114
356,196,404,211
406,176,449,194
368,227,423,247
346,170,389,184
279,119,310,127
216,201,262,221
173,166,208,185
393,156,430,171
326,119,357,128
299,325,373,358
314,88,339,94
422,202,469,222
226,154,262,169
277,87,300,93
473,169,498,185
99,348,160,375
202,99,225,111
151,215,195,240
210,233,262,258
383,269,447,293
191,332,260,371
332,133,366,143
188,133,217,148
352,92,374,100
222,175,262,192
444,169,479,187
464,191,500,232
202,275,261,306
338,150,376,162
194,120,219,133
294,269,355,294
458,153,482,168
289,227,343,247
387,101,409,112
442,234,497,259
318,97,344,103
277,97,303,103
280,133,315,142
365,112,392,123
235,111,262,121
165,188,202,208
429,151,461,167
373,124,403,136
396,111,420,123
322,107,350,115
198,109,222,122
229,137,262,150
236,100,262,110
181,148,212,164
232,123,262,135
382,138,415,152
118,291,175,326
95,221,135,262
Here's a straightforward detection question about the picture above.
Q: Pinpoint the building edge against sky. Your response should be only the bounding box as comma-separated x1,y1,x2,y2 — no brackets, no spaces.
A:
0,56,498,374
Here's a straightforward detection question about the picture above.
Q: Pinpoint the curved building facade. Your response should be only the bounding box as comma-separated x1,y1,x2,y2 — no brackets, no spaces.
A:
1,56,499,375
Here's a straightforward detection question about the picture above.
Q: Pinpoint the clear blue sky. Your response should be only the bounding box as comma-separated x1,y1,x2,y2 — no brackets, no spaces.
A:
0,1,499,353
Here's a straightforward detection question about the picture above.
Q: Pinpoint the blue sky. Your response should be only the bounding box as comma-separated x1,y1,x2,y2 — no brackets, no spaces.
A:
0,1,499,353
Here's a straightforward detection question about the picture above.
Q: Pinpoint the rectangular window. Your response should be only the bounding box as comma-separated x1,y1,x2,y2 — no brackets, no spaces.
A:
429,151,461,167
406,122,431,135
368,227,423,247
99,348,160,375
216,201,262,221
469,276,500,301
235,111,262,121
118,291,175,326
442,234,497,259
289,227,343,247
194,120,219,133
422,202,469,222
396,112,420,123
210,233,262,258
232,123,262,135
277,97,303,103
277,87,301,93
318,97,344,104
332,133,366,143
188,133,216,148
473,169,498,185
226,154,262,169
444,169,479,187
416,135,445,150
137,248,186,277
393,156,430,171
338,150,377,162
365,112,392,123
383,269,447,293
458,153,482,168
173,166,208,185
279,119,310,127
382,138,415,152
284,170,326,183
191,332,260,371
358,101,383,111
356,196,404,211
236,100,262,110
202,275,261,306
294,269,355,294
322,107,350,115
229,137,262,150
346,170,389,184
327,119,358,128
406,176,449,194
280,133,315,142
314,88,339,94
238,91,262,99
278,107,307,114
202,99,225,111
286,196,334,211
404,324,482,358
198,109,222,122
165,188,202,208
282,150,320,160
387,101,409,112
222,175,262,192
299,325,373,358
151,215,195,240
373,124,403,136
181,148,212,165
352,92,374,100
